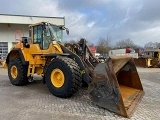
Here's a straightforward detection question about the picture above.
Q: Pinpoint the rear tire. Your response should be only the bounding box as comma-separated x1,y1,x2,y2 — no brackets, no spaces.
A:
45,56,82,98
8,58,28,86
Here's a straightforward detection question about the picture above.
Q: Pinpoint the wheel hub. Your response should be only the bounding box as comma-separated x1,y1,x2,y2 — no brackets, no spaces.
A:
50,68,65,88
11,65,18,79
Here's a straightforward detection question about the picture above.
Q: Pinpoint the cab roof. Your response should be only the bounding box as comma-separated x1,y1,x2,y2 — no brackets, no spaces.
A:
29,22,65,27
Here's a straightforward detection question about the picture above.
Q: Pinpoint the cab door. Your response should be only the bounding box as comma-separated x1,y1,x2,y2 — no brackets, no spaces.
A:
33,25,43,49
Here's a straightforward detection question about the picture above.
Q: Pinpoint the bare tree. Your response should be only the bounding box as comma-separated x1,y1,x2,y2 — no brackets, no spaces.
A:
114,39,137,49
96,37,111,55
65,38,91,45
157,43,160,48
64,39,78,44
144,42,160,48
144,42,153,48
87,42,94,46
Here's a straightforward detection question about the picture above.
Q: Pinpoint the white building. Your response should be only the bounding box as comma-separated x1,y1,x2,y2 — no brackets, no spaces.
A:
0,14,65,60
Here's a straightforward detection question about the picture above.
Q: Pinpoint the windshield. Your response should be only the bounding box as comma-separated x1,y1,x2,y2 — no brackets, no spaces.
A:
48,24,63,42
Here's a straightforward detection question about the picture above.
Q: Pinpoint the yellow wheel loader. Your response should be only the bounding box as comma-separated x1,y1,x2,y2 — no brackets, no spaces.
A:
134,50,160,68
4,22,144,118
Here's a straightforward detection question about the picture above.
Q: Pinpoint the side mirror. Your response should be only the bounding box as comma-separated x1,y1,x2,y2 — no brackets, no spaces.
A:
42,23,46,30
66,28,69,35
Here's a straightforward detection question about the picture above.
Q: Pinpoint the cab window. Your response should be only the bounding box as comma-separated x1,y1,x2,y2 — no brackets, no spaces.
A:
33,25,43,49
43,26,51,49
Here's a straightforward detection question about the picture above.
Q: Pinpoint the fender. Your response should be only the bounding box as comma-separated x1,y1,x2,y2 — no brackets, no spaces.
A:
6,48,29,65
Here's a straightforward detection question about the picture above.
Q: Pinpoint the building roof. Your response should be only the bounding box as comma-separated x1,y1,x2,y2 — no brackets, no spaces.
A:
89,46,96,51
144,48,159,52
0,14,65,25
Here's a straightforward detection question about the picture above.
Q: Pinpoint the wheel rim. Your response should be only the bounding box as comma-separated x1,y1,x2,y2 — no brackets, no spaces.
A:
50,68,65,88
11,65,18,79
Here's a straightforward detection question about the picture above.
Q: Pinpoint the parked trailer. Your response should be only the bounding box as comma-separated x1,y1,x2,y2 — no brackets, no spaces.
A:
109,48,138,58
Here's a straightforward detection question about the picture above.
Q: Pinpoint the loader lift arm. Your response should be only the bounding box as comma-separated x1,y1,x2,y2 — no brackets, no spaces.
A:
62,38,100,84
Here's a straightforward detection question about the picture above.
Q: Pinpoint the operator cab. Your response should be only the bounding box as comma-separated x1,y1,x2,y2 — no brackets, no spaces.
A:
29,22,69,50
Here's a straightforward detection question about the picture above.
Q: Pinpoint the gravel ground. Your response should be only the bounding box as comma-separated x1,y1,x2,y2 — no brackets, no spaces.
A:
0,67,160,120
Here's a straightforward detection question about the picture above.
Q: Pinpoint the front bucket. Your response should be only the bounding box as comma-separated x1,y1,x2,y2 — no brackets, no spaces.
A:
88,56,144,118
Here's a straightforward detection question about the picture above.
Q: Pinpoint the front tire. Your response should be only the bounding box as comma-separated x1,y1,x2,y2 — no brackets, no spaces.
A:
8,58,28,86
45,56,82,98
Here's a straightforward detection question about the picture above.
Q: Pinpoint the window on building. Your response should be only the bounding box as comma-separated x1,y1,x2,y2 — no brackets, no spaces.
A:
0,42,8,60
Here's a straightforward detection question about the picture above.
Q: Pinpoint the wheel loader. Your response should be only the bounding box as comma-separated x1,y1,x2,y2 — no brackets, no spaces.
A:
134,49,160,68
4,22,144,118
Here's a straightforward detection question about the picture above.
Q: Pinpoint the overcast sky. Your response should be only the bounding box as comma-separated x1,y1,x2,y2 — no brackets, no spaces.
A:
0,0,160,46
